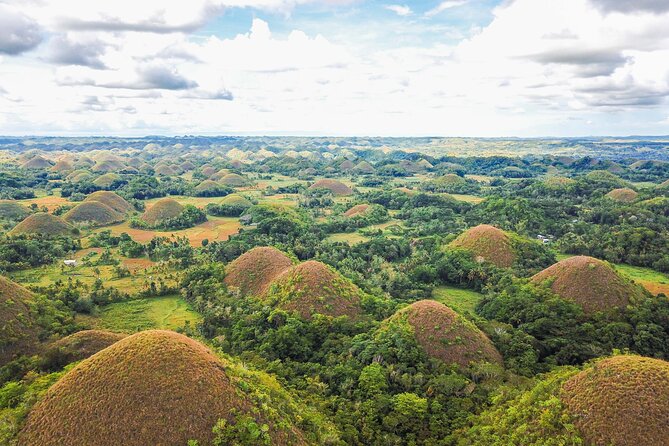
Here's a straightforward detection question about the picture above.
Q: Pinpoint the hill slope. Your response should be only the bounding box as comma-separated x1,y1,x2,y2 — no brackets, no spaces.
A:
449,224,516,268
224,246,293,296
0,275,38,366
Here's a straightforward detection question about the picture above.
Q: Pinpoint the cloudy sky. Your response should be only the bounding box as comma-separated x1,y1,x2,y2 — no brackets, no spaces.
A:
1,0,669,136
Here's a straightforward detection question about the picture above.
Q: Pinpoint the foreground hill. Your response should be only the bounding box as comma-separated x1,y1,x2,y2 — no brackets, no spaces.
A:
141,198,183,226
63,201,124,227
18,330,309,446
531,256,647,314
0,275,39,366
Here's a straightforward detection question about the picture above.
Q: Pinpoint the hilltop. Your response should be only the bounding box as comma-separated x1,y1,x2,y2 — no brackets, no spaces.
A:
141,198,184,226
45,330,127,364
18,330,307,446
63,201,124,227
84,191,133,214
224,246,293,296
449,224,516,268
379,300,502,369
9,213,74,237
309,179,353,196
562,355,669,446
265,260,364,320
531,256,646,314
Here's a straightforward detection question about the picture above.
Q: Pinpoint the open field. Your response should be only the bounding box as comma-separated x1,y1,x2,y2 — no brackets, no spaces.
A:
448,193,485,204
97,216,241,246
432,285,485,315
79,295,201,332
9,251,176,295
17,195,73,211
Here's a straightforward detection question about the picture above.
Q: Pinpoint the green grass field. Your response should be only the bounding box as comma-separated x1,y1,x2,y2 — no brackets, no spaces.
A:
432,285,484,315
83,295,201,332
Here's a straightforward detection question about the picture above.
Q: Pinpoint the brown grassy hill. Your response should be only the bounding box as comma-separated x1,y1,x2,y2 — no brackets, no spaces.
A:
436,174,466,185
384,300,502,368
449,224,516,268
219,173,248,187
63,201,124,227
224,247,293,296
18,330,305,446
605,187,638,203
84,191,133,214
340,160,355,171
21,155,53,169
309,179,353,196
0,275,38,366
531,256,646,314
201,166,217,177
544,176,575,188
220,193,252,207
561,355,669,446
0,200,30,221
180,160,196,171
92,172,121,188
154,164,178,176
91,159,124,172
9,213,74,237
417,159,434,169
344,204,370,218
353,161,375,173
141,198,184,226
45,330,127,364
265,260,364,320
195,179,223,193
50,160,73,173
66,170,93,183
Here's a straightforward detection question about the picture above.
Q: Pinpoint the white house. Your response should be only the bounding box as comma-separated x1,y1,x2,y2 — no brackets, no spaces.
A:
63,260,77,266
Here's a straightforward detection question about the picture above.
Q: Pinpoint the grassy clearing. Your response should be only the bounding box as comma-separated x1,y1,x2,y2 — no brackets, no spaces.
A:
82,295,201,332
96,216,240,246
448,193,485,204
17,195,73,211
432,285,484,315
9,250,176,295
326,232,370,245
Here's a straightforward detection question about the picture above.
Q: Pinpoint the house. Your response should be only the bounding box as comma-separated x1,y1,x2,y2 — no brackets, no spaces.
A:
63,260,77,266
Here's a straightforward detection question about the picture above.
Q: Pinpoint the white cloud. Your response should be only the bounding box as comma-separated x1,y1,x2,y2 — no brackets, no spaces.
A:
385,4,412,16
425,0,469,18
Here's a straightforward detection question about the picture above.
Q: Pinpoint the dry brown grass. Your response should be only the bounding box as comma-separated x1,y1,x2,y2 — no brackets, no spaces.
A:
561,355,669,446
309,179,353,196
9,213,74,237
0,275,38,366
21,155,53,169
449,224,516,268
50,160,73,172
84,191,133,214
63,201,124,227
605,187,638,203
224,246,293,296
141,198,184,226
388,300,502,369
46,330,127,363
265,260,364,320
531,256,647,314
18,330,304,446
219,173,248,186
344,204,370,218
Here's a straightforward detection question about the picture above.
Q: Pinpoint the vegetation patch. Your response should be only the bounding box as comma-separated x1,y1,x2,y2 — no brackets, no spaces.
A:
432,285,484,316
0,200,30,222
561,355,669,446
531,255,647,314
224,246,293,296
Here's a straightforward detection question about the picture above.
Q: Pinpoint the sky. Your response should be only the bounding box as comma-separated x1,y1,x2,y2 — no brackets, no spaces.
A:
1,0,669,137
